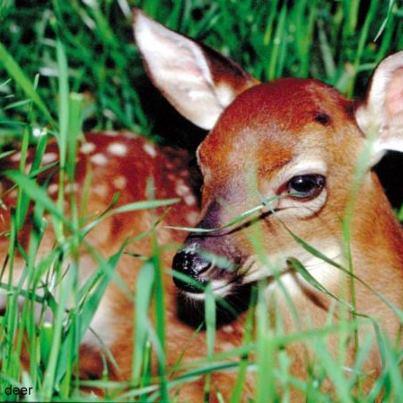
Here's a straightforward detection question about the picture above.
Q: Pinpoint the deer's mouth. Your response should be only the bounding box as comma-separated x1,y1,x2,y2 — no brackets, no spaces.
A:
181,257,296,301
180,274,243,300
178,257,277,300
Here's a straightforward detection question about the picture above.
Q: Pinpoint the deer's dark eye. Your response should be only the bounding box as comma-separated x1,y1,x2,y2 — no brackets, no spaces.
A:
287,175,325,200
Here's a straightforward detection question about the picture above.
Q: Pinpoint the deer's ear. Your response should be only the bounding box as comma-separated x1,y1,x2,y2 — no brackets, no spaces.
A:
355,52,403,161
133,9,258,130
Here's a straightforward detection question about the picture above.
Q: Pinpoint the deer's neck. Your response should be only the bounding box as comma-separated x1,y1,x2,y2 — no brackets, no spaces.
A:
351,174,403,276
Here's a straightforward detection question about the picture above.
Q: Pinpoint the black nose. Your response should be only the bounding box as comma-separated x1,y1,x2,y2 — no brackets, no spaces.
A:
172,248,211,293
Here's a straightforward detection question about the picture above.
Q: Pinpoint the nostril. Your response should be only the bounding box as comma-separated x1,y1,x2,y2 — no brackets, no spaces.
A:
172,249,211,293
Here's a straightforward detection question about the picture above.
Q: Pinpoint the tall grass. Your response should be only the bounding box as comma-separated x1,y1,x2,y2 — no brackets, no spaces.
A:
0,1,402,402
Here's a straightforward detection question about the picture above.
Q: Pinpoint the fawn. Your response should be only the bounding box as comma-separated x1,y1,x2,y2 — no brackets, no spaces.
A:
134,9,403,398
0,8,402,401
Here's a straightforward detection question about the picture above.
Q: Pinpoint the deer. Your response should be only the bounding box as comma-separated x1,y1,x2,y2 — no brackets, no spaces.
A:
0,8,401,401
133,8,403,399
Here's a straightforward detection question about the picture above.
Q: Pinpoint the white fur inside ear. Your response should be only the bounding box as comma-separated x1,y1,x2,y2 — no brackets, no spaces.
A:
356,52,403,156
385,67,403,116
134,11,228,129
373,123,403,156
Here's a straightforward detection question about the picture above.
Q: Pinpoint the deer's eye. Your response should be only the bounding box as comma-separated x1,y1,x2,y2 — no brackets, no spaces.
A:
287,174,325,200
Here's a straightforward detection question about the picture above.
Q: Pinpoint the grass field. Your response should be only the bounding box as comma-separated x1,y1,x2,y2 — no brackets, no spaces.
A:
0,0,402,402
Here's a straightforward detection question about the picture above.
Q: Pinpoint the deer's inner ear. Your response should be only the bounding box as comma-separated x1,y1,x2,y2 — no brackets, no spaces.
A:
355,52,403,161
133,9,258,130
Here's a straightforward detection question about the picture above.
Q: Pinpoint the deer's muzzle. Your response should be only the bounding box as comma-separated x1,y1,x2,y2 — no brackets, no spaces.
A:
172,239,241,296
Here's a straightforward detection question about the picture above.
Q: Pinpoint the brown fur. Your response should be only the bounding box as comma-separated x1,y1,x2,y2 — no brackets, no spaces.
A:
0,132,251,400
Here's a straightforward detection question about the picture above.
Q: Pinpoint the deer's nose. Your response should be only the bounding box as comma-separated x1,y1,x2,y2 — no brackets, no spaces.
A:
172,248,211,293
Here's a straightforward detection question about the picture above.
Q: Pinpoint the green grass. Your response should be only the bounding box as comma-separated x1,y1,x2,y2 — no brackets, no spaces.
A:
0,0,402,402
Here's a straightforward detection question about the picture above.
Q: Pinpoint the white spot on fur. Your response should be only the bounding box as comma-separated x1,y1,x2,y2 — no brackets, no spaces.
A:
90,153,108,166
93,184,108,197
143,143,157,157
184,194,196,206
48,183,58,195
186,212,199,224
108,142,127,156
102,130,118,137
42,152,58,164
112,176,127,189
10,152,21,162
80,142,96,154
222,325,234,334
175,180,190,197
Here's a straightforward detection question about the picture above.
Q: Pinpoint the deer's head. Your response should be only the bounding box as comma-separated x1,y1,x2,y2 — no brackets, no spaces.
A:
134,10,403,300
